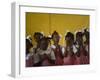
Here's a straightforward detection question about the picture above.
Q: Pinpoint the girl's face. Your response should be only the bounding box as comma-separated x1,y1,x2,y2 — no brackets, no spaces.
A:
40,39,48,50
85,33,89,41
65,37,70,46
76,36,83,45
52,34,60,44
65,37,72,46
34,34,43,43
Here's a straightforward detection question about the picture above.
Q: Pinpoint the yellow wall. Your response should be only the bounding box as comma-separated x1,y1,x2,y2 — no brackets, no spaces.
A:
26,12,89,45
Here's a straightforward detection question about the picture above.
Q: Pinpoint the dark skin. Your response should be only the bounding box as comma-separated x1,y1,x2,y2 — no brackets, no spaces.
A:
40,39,48,50
65,36,74,57
65,36,74,47
33,33,43,53
84,30,89,45
84,30,89,57
52,34,60,47
76,35,83,47
26,39,33,54
76,33,88,57
39,38,55,65
52,33,64,60
26,39,34,67
76,34,83,57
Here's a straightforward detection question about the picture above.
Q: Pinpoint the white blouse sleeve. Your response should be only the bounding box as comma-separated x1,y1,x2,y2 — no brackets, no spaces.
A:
49,48,56,60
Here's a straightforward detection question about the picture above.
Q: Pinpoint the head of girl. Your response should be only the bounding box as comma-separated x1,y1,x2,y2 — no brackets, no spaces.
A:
33,32,43,44
84,29,89,43
26,39,33,54
52,31,60,45
40,37,49,50
76,32,83,46
65,32,74,46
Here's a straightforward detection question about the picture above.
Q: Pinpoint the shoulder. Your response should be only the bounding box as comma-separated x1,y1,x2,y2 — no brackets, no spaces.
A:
51,45,56,49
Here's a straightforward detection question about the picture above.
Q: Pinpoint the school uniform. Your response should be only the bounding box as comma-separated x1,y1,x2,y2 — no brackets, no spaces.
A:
51,45,64,65
84,42,90,64
74,56,80,65
63,47,76,65
75,46,89,65
29,47,41,66
26,53,34,67
37,47,56,66
63,55,75,65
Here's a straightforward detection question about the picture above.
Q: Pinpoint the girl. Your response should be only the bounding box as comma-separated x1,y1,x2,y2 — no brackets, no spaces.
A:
32,32,44,66
83,29,90,64
38,37,56,66
63,32,76,65
51,31,64,65
74,32,89,65
26,39,34,67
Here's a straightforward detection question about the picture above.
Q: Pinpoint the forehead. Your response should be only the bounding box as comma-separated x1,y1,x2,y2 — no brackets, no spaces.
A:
76,35,82,38
40,39,48,43
53,34,59,37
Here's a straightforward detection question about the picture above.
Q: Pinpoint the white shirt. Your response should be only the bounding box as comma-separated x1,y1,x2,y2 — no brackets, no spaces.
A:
51,44,65,56
37,47,56,60
62,45,78,55
26,53,33,60
30,47,40,64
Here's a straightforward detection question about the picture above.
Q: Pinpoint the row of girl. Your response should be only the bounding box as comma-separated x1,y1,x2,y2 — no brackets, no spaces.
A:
26,29,89,67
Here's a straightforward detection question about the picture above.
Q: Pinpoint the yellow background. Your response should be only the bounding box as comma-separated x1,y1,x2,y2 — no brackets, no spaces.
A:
26,12,89,46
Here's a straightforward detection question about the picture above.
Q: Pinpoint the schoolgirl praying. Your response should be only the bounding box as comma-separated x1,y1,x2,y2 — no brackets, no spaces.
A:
37,37,56,66
74,32,89,64
63,32,76,65
51,31,64,65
